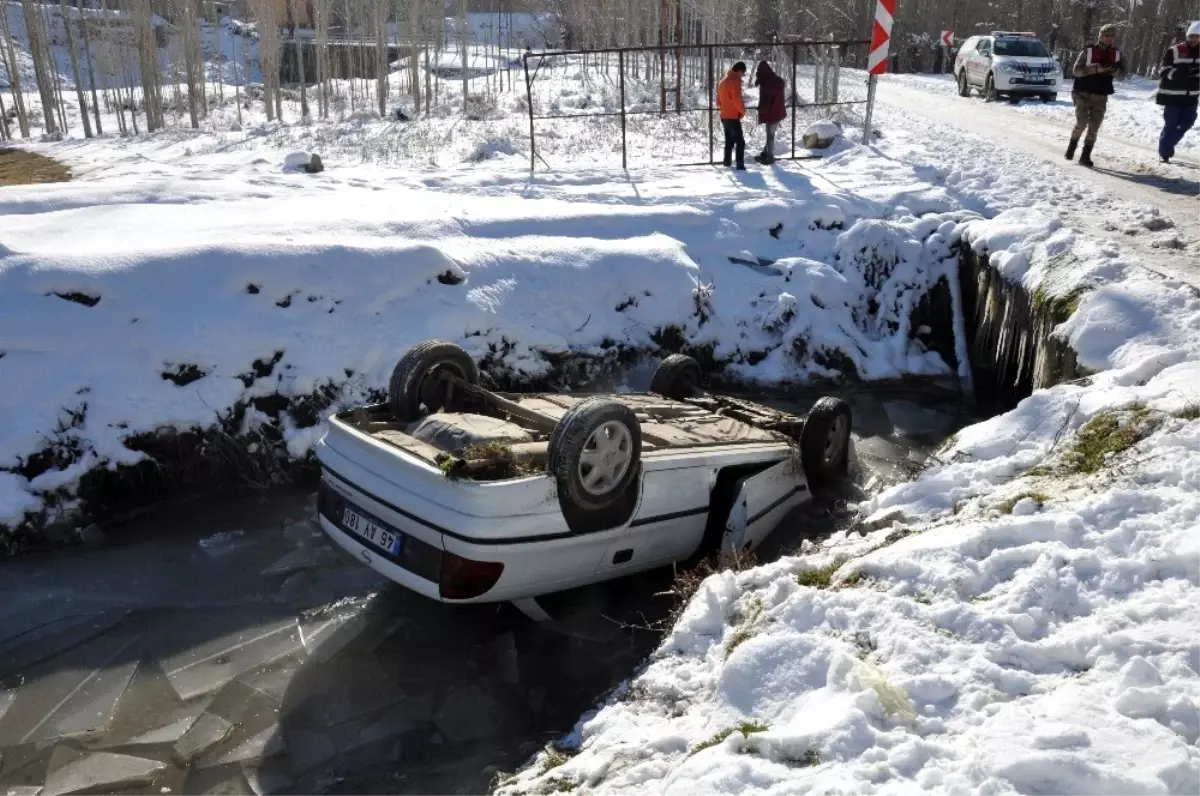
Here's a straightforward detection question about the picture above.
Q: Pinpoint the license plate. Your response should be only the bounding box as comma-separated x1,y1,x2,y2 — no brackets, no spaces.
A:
1024,78,1049,84
342,506,403,555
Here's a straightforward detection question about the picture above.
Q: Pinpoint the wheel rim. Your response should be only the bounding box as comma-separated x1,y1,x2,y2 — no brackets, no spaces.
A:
578,420,633,496
823,415,848,463
417,362,465,410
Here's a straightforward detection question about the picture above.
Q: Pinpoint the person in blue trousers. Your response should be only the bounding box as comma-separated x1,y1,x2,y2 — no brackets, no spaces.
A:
1156,21,1200,164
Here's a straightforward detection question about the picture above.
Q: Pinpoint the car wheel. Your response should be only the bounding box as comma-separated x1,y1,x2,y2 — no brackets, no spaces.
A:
649,354,703,400
956,70,970,97
388,340,479,422
799,397,852,488
1042,93,1056,103
984,74,998,102
549,397,642,532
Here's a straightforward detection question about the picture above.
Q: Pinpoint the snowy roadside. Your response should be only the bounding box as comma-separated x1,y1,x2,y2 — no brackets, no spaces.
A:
495,211,1200,796
883,72,1199,157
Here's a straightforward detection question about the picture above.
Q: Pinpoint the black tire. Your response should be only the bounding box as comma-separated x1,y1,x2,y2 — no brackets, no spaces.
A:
548,397,642,533
800,397,853,488
956,70,970,97
984,74,997,102
1042,94,1057,103
649,354,703,400
388,340,479,422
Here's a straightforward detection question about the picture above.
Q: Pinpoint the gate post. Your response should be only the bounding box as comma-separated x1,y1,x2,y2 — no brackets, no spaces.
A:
618,50,627,170
790,43,797,159
863,0,895,143
523,50,535,172
707,45,714,164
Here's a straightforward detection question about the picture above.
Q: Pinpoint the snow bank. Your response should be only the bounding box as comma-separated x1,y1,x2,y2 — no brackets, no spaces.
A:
499,211,1200,796
0,162,971,531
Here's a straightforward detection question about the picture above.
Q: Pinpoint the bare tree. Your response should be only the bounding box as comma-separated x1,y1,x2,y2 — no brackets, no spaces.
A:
58,0,93,136
20,0,60,134
374,0,386,115
0,0,31,137
79,0,103,134
288,0,310,116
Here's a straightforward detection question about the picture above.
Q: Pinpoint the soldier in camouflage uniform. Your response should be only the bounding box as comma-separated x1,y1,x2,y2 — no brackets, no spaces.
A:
1065,23,1127,167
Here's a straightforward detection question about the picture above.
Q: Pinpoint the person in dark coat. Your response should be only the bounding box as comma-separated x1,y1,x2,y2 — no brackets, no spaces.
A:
754,61,787,164
1156,21,1200,163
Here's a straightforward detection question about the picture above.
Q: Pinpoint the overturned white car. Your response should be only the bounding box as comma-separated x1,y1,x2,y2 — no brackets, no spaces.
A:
314,341,852,615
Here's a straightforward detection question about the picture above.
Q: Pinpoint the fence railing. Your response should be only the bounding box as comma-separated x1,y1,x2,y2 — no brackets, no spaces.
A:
520,39,872,170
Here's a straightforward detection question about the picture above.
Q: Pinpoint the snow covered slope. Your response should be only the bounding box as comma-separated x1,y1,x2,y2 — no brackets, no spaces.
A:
497,211,1200,796
0,138,976,532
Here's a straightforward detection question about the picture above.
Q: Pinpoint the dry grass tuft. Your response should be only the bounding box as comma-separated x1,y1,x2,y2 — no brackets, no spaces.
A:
0,148,71,186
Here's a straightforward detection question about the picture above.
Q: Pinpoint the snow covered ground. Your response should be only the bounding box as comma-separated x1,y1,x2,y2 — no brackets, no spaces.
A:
885,72,1199,156
497,212,1200,796
3,12,1200,794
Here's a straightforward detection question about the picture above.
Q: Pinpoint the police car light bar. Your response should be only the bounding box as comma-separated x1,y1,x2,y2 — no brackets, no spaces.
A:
991,30,1037,38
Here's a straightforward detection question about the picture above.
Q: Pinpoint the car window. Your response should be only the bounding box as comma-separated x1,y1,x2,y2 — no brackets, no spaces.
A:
993,38,1049,57
977,38,992,54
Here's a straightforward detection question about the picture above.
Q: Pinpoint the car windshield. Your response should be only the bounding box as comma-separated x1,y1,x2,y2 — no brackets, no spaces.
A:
993,38,1049,57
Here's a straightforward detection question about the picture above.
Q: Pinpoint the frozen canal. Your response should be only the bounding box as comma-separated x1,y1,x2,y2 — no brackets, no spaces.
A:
0,387,976,795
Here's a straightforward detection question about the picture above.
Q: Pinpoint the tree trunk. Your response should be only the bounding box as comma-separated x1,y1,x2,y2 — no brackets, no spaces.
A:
20,0,59,134
0,0,30,137
58,0,92,137
459,0,468,109
374,0,386,116
79,0,103,134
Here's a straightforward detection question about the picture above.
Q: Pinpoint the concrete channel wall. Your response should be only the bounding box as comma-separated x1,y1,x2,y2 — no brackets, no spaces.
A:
958,248,1089,411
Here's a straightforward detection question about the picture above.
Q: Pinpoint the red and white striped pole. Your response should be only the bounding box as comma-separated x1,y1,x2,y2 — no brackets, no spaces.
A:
862,0,895,141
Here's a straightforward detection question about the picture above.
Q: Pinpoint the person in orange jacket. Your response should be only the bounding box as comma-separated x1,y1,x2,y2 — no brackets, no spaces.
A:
717,62,748,170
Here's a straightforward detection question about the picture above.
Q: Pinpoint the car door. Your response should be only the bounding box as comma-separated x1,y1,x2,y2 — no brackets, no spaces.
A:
596,465,712,579
719,453,807,562
971,38,992,84
957,37,977,81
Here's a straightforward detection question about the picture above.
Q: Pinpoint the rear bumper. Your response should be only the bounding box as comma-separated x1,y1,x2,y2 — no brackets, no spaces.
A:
317,469,629,603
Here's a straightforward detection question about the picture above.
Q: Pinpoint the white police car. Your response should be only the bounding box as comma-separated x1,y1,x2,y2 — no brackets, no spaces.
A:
955,31,1062,102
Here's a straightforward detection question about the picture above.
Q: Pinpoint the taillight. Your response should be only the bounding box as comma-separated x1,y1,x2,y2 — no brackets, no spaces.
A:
439,551,504,600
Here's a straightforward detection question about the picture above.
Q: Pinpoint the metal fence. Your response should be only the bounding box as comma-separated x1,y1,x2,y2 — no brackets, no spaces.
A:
520,39,872,170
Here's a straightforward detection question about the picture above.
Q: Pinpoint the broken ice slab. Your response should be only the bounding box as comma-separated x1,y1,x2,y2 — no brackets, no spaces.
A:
159,619,302,701
188,681,285,772
0,611,130,680
3,787,44,796
197,531,248,559
0,630,139,747
125,713,204,746
297,599,375,664
302,656,407,729
0,743,52,792
101,659,211,748
260,546,338,578
234,654,304,704
0,682,17,724
198,725,286,769
172,712,234,764
181,762,254,795
42,750,167,796
281,520,322,548
40,656,140,743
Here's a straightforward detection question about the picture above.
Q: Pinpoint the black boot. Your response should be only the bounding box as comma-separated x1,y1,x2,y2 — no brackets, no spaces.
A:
1079,142,1094,167
1065,138,1078,161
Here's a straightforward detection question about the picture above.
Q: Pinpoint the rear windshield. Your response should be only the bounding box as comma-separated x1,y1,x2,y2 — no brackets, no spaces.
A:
993,38,1049,57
